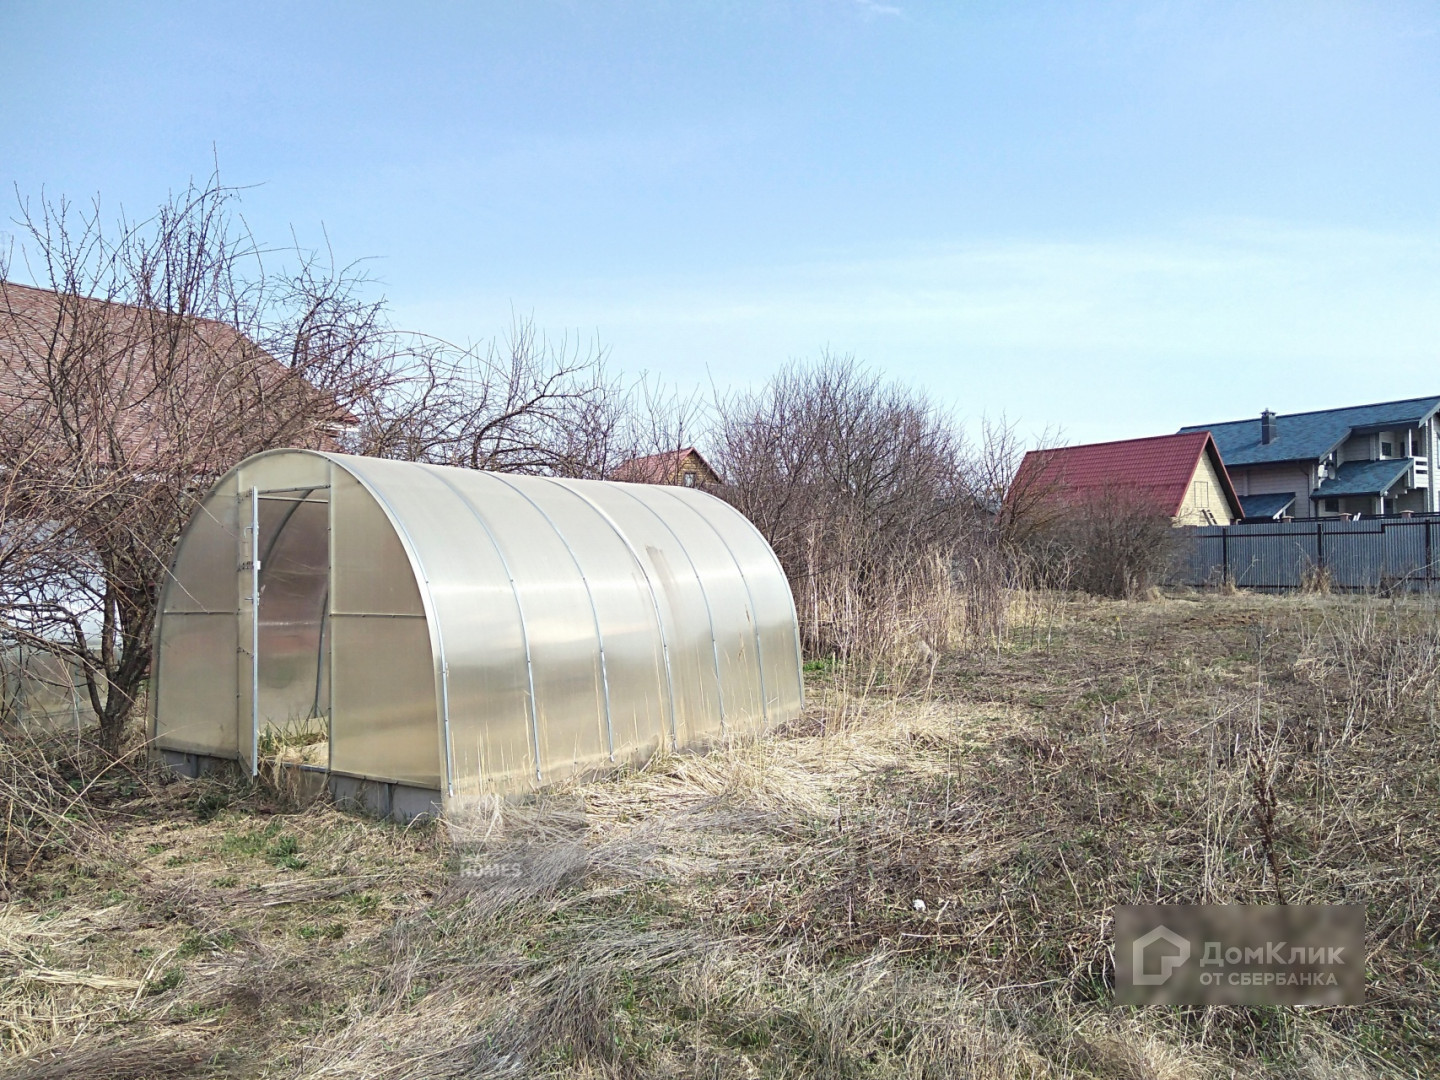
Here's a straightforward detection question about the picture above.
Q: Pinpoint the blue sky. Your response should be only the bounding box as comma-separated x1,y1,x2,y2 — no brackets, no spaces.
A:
2,1,1437,444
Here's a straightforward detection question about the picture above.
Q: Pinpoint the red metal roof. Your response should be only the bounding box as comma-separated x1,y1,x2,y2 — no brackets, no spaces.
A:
1011,431,1242,518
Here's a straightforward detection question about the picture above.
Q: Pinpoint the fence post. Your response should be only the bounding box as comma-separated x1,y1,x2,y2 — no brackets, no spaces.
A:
1221,528,1229,584
1316,519,1324,580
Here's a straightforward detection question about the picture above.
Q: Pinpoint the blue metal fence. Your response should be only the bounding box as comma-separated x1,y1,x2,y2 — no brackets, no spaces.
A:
1172,517,1440,591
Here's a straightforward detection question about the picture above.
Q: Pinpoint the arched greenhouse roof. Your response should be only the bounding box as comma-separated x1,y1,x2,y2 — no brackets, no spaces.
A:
151,450,803,804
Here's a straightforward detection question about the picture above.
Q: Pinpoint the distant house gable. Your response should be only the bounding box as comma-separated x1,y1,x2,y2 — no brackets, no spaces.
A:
1011,431,1243,526
612,447,722,488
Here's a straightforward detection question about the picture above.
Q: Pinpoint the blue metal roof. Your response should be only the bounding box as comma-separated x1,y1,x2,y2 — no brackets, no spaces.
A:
1179,396,1440,466
1239,492,1295,519
1309,458,1413,500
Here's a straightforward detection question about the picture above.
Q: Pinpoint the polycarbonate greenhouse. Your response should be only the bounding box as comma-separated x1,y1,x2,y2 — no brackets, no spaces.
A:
150,450,803,817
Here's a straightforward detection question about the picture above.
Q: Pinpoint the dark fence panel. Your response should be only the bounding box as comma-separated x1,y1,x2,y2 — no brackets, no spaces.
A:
1171,518,1440,592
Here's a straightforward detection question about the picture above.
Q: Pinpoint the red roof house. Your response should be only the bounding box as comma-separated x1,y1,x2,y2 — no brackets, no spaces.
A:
1010,432,1243,526
612,447,721,487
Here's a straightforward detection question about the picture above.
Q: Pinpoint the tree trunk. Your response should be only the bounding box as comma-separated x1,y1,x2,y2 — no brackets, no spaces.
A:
97,664,143,756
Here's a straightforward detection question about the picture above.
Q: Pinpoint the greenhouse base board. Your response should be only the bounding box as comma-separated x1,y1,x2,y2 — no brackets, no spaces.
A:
158,750,442,823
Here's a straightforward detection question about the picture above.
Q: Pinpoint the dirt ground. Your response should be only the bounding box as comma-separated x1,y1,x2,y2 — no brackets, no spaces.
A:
2,590,1437,1078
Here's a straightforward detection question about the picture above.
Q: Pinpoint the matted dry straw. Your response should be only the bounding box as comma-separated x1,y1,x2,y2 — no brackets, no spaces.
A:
1,592,1437,1078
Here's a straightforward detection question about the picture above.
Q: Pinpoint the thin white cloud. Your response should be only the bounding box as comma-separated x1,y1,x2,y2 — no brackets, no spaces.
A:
398,219,1440,442
851,0,904,19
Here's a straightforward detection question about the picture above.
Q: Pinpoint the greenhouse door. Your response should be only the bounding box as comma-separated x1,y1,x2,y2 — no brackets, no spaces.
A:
238,485,332,775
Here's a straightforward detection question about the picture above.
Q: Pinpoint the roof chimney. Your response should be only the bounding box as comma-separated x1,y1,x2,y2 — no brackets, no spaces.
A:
1260,409,1277,445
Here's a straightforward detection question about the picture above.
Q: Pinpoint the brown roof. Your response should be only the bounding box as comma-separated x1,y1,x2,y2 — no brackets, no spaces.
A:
0,280,349,471
1011,432,1242,519
612,447,721,485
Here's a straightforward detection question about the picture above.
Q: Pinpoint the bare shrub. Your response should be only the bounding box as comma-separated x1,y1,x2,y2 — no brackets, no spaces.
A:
1300,562,1332,595
601,374,712,482
1293,598,1440,739
0,725,153,898
0,732,97,899
1023,487,1179,599
980,414,1068,553
350,328,714,491
709,355,994,667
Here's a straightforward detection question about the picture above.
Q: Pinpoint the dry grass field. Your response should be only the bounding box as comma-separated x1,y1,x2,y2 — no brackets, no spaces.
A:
2,591,1438,1078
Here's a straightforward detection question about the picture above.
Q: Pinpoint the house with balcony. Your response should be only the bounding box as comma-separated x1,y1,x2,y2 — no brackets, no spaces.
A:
1178,396,1440,519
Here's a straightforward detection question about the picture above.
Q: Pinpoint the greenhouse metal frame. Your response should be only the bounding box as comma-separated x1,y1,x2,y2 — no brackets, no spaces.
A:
149,450,803,818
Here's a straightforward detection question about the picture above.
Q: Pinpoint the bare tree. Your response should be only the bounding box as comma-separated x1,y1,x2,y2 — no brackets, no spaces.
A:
709,354,980,657
623,377,710,467
350,319,625,477
600,375,714,484
351,329,717,485
975,414,1069,551
0,176,392,752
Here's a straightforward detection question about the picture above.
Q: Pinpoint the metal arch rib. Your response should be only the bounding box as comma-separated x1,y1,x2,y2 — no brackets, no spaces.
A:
610,484,727,733
335,460,456,797
539,478,680,750
685,486,803,711
654,488,771,726
488,473,616,762
248,487,259,776
424,470,544,785
695,489,805,711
